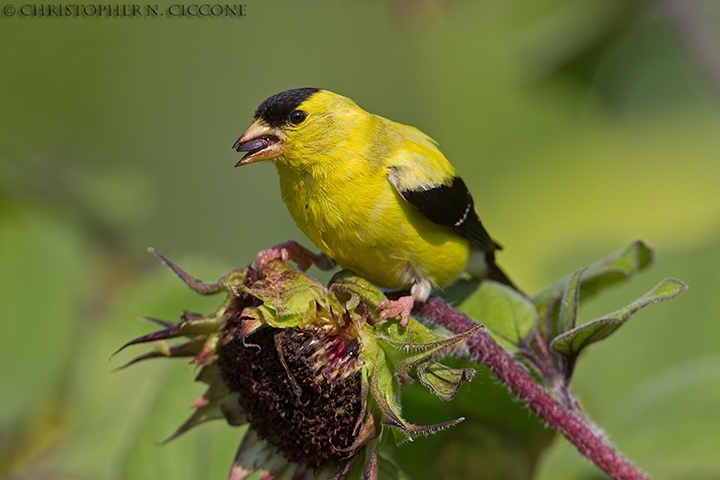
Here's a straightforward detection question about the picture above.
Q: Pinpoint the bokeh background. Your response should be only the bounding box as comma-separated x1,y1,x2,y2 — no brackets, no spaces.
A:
2,0,719,478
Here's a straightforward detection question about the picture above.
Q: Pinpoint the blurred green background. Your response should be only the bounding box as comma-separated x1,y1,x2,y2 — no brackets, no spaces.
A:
2,0,719,478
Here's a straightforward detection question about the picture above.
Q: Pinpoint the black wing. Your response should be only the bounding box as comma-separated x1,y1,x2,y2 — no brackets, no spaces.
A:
392,175,500,253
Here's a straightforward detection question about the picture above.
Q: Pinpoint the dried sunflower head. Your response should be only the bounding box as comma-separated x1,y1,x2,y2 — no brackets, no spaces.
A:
115,249,478,480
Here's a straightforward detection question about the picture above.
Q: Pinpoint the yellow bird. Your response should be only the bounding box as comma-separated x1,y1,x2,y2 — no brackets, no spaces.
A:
233,88,517,325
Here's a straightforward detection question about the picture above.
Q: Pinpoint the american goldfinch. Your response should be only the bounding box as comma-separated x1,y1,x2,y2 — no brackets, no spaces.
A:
233,88,517,325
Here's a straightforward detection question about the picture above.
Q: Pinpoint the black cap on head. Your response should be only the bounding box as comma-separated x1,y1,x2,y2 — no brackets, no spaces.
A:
254,88,320,128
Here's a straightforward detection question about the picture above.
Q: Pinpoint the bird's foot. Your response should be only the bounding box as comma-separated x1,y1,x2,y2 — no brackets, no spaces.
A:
377,296,415,327
255,240,335,272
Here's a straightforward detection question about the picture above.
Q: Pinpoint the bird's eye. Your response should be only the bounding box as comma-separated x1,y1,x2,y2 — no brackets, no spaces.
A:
289,110,307,125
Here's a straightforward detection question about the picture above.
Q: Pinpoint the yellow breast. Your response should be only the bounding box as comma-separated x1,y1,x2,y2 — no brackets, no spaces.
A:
275,162,470,290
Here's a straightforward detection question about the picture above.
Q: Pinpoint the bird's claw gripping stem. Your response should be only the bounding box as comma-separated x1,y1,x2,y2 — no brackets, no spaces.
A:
377,296,415,327
255,240,335,273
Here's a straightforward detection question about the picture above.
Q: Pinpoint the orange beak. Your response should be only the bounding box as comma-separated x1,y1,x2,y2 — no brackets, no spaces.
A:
233,119,283,166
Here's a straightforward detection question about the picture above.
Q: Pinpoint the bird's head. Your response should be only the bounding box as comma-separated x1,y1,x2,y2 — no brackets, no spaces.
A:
233,88,368,171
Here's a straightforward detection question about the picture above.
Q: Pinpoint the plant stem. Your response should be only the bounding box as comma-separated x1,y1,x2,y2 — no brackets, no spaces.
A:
417,297,649,480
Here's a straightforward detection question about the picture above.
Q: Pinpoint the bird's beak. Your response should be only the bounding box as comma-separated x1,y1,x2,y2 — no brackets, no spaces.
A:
233,119,283,166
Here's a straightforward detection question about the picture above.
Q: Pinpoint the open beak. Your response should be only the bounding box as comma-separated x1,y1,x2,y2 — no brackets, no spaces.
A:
233,119,283,166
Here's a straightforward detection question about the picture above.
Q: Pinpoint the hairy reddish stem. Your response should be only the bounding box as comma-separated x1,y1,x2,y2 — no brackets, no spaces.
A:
417,297,649,480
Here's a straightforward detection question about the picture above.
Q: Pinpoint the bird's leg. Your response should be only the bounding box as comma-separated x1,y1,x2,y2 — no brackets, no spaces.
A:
377,279,431,327
255,240,336,272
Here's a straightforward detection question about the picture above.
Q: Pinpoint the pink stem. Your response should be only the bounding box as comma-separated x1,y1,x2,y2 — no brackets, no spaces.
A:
418,297,649,480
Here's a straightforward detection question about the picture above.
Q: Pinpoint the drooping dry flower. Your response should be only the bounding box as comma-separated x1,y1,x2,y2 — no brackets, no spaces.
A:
115,249,478,479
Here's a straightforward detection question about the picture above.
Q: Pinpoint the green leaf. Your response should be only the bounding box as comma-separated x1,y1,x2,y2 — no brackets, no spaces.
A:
551,278,687,357
368,347,409,438
451,281,537,351
417,362,475,402
368,323,469,442
396,364,555,480
533,240,654,317
380,325,481,375
556,267,585,335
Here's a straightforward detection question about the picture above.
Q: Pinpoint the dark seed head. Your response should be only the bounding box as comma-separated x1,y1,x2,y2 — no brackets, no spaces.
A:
218,322,363,469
